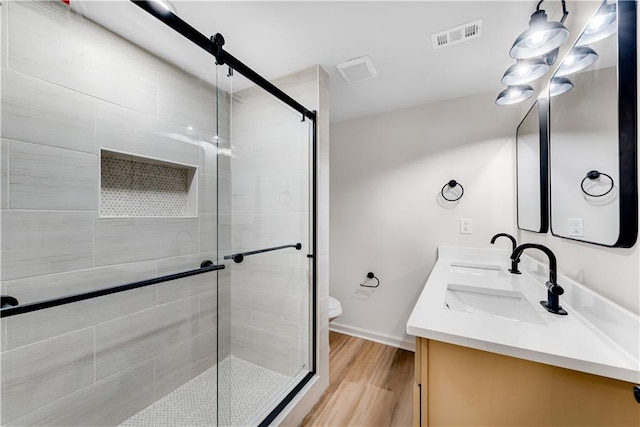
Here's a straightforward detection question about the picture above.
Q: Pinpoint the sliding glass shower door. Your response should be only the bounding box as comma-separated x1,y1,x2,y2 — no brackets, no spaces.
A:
0,2,314,425
216,67,314,426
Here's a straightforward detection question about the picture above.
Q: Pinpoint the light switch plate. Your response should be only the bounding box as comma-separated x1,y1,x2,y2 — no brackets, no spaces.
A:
460,218,472,234
568,218,584,237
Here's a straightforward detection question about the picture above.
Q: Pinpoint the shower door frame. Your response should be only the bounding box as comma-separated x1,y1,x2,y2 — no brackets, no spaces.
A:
130,2,319,425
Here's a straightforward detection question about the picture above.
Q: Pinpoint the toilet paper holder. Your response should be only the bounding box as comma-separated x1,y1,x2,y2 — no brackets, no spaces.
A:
360,272,380,288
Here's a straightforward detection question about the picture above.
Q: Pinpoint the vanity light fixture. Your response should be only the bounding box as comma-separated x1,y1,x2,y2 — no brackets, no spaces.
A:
555,46,599,76
501,58,549,85
549,76,573,97
577,1,617,46
495,85,535,106
497,1,569,106
510,0,570,60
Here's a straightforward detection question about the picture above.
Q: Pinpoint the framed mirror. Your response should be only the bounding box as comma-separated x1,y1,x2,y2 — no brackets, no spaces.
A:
517,99,549,233
549,0,637,247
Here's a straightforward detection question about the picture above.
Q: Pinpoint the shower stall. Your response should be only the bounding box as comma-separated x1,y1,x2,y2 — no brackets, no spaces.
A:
0,1,318,425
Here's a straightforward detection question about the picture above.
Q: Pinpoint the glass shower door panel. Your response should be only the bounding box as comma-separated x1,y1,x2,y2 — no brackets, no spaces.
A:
222,79,312,426
0,2,222,426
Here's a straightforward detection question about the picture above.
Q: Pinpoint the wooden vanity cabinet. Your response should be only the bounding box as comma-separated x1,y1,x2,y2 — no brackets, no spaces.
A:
413,338,640,426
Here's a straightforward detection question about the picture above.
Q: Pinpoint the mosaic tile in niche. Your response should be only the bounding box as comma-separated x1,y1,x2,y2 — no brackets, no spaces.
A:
101,155,194,217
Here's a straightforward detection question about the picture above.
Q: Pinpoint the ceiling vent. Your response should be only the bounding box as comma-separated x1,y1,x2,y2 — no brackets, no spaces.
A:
431,19,483,49
336,56,378,84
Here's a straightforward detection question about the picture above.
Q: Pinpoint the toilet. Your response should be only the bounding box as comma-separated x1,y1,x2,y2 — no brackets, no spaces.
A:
328,296,342,321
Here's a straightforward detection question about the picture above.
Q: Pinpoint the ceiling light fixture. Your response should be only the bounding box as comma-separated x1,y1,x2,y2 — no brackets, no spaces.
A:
549,77,573,97
495,85,535,106
555,46,599,76
501,58,550,85
510,0,569,59
577,1,617,46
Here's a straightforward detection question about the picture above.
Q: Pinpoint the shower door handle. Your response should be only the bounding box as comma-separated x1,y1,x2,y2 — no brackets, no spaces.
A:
224,243,302,263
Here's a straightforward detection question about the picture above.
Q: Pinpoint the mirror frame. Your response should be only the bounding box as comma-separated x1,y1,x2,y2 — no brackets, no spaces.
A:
549,0,637,247
517,99,549,233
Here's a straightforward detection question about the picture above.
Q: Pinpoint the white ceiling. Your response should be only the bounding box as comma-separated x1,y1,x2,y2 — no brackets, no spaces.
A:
77,1,556,122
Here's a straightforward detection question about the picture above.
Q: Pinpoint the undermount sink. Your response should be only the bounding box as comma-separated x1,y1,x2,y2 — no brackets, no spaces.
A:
449,263,507,278
445,284,545,325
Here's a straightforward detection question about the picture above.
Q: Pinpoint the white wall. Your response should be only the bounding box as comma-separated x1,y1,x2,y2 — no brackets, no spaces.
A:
328,0,640,352
329,93,525,349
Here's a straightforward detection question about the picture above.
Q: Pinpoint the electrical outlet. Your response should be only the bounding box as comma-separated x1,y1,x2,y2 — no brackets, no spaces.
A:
568,218,583,237
460,218,472,234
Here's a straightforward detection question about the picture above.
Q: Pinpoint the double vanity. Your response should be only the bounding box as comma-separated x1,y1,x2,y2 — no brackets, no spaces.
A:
407,245,640,426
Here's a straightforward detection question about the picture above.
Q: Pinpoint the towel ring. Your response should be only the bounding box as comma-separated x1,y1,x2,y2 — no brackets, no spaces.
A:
581,170,614,197
441,180,464,202
360,272,380,288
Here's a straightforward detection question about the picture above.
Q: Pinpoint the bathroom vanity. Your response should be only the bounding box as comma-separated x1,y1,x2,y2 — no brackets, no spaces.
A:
407,246,640,426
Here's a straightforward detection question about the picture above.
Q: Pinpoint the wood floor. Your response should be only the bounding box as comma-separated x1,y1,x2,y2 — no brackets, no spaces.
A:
300,332,414,427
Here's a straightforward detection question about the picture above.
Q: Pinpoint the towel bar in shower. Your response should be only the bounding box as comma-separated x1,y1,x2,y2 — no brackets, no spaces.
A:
0,261,225,318
224,243,302,263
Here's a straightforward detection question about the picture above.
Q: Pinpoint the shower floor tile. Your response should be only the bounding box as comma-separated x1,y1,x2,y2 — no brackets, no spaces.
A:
121,356,293,427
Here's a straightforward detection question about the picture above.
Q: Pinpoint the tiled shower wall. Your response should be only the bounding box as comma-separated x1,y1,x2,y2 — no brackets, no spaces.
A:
0,1,231,425
230,67,322,377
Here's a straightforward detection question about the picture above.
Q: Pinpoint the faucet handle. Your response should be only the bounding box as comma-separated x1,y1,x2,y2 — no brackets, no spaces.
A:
547,282,564,296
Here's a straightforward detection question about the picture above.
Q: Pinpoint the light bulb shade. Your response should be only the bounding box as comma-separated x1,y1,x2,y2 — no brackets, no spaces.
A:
577,2,617,46
495,85,535,105
555,46,599,76
549,77,573,97
501,58,550,85
510,10,569,59
541,47,559,66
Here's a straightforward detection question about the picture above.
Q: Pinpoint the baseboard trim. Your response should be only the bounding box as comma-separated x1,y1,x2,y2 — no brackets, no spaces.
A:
329,322,416,352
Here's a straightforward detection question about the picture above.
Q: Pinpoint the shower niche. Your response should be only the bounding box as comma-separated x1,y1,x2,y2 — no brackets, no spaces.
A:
100,150,198,218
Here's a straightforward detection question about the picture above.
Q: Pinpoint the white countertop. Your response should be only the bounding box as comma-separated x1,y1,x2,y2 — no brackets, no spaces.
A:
407,246,640,383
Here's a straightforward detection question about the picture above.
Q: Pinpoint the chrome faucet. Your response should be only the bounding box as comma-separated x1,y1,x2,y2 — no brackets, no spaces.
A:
490,233,521,274
511,243,568,315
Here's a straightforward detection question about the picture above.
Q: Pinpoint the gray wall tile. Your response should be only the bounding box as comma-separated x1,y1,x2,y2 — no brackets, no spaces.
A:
94,218,198,266
3,260,158,305
197,139,218,176
1,318,6,353
199,213,217,253
218,214,232,254
230,252,310,297
156,253,216,276
198,172,217,214
1,140,8,209
157,253,217,304
96,101,200,168
232,213,309,251
5,286,156,350
0,69,96,153
198,290,217,335
9,141,98,210
1,0,7,68
231,322,297,376
7,1,157,115
7,360,154,427
155,330,217,400
232,286,308,339
157,62,216,135
1,211,94,280
0,328,94,423
95,297,199,379
158,272,216,304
